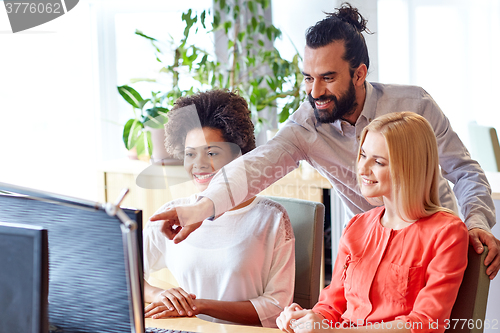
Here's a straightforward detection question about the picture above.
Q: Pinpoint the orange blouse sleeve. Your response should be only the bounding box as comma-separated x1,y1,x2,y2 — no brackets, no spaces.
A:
312,215,360,323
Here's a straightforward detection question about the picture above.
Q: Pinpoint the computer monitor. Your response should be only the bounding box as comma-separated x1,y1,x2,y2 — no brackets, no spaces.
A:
0,183,145,333
0,222,49,333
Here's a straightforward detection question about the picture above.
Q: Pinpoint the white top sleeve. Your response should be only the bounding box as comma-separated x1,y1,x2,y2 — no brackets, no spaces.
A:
248,199,295,327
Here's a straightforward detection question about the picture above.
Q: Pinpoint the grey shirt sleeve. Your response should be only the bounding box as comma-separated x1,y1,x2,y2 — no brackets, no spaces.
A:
420,89,496,230
201,121,310,217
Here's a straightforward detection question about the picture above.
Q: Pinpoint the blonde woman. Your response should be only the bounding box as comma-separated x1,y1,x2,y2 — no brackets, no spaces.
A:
277,112,468,333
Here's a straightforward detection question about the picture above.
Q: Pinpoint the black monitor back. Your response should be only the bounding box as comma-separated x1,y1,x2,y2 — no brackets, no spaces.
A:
0,223,48,333
0,189,143,333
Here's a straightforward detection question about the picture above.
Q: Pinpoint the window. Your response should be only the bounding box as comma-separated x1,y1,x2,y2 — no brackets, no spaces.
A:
378,0,500,148
0,1,98,200
92,0,212,162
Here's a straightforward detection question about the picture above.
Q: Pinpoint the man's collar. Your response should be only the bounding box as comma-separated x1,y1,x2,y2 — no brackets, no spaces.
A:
358,81,377,124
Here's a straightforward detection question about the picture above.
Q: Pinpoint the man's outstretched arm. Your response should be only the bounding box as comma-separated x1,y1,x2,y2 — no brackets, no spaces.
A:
149,197,214,243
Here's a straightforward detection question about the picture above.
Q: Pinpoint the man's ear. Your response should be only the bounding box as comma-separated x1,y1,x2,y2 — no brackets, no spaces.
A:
352,64,368,87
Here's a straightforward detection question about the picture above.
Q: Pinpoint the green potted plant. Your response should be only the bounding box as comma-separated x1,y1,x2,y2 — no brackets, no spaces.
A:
117,0,305,160
117,27,196,162
183,0,306,131
117,86,167,161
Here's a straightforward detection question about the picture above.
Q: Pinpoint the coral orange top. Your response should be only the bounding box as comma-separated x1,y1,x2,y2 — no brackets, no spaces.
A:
313,207,469,333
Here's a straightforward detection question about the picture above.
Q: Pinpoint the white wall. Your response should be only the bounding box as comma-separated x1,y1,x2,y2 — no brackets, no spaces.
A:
0,0,211,200
0,0,99,200
93,0,211,162
378,0,500,152
272,0,378,81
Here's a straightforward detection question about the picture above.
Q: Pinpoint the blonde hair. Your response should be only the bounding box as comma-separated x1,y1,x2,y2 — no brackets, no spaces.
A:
357,112,455,221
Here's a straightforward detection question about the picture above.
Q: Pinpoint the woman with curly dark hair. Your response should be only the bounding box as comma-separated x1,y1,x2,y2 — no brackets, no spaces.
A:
142,90,295,328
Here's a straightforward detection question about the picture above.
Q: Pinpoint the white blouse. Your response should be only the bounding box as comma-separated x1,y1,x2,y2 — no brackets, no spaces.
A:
143,195,295,328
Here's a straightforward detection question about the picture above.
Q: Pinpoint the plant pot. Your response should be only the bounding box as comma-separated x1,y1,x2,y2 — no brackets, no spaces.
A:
147,127,169,162
127,146,151,162
146,127,183,165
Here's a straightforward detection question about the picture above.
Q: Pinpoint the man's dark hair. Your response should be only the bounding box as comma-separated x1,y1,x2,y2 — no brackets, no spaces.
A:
164,89,256,158
306,2,371,76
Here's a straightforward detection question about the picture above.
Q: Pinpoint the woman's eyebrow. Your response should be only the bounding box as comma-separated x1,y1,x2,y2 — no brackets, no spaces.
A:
207,145,224,150
360,148,388,161
185,144,224,150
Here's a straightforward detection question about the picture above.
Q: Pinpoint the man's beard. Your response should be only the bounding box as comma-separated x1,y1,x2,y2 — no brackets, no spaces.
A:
309,81,358,124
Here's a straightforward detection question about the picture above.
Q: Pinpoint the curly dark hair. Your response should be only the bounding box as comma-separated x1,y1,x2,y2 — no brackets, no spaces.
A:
164,89,256,159
306,2,371,76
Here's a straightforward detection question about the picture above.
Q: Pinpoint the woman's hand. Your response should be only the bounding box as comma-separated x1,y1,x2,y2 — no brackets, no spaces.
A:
145,287,198,319
277,303,327,333
145,300,184,319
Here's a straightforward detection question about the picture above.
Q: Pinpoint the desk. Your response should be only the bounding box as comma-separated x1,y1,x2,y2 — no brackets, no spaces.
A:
145,317,279,333
144,277,279,332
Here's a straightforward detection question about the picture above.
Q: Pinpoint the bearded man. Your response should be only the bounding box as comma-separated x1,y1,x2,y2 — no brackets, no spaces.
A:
152,2,500,279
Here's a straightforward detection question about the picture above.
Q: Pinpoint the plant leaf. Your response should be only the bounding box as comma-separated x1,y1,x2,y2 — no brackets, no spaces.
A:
142,107,169,129
251,17,258,32
135,30,157,41
279,105,290,123
135,131,152,157
200,10,206,29
224,20,232,34
213,10,221,29
237,31,245,42
117,85,144,109
247,1,255,14
122,119,143,149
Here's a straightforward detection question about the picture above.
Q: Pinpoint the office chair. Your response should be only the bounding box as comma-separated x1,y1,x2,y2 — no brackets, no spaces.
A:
447,245,490,333
265,196,325,309
468,122,500,172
